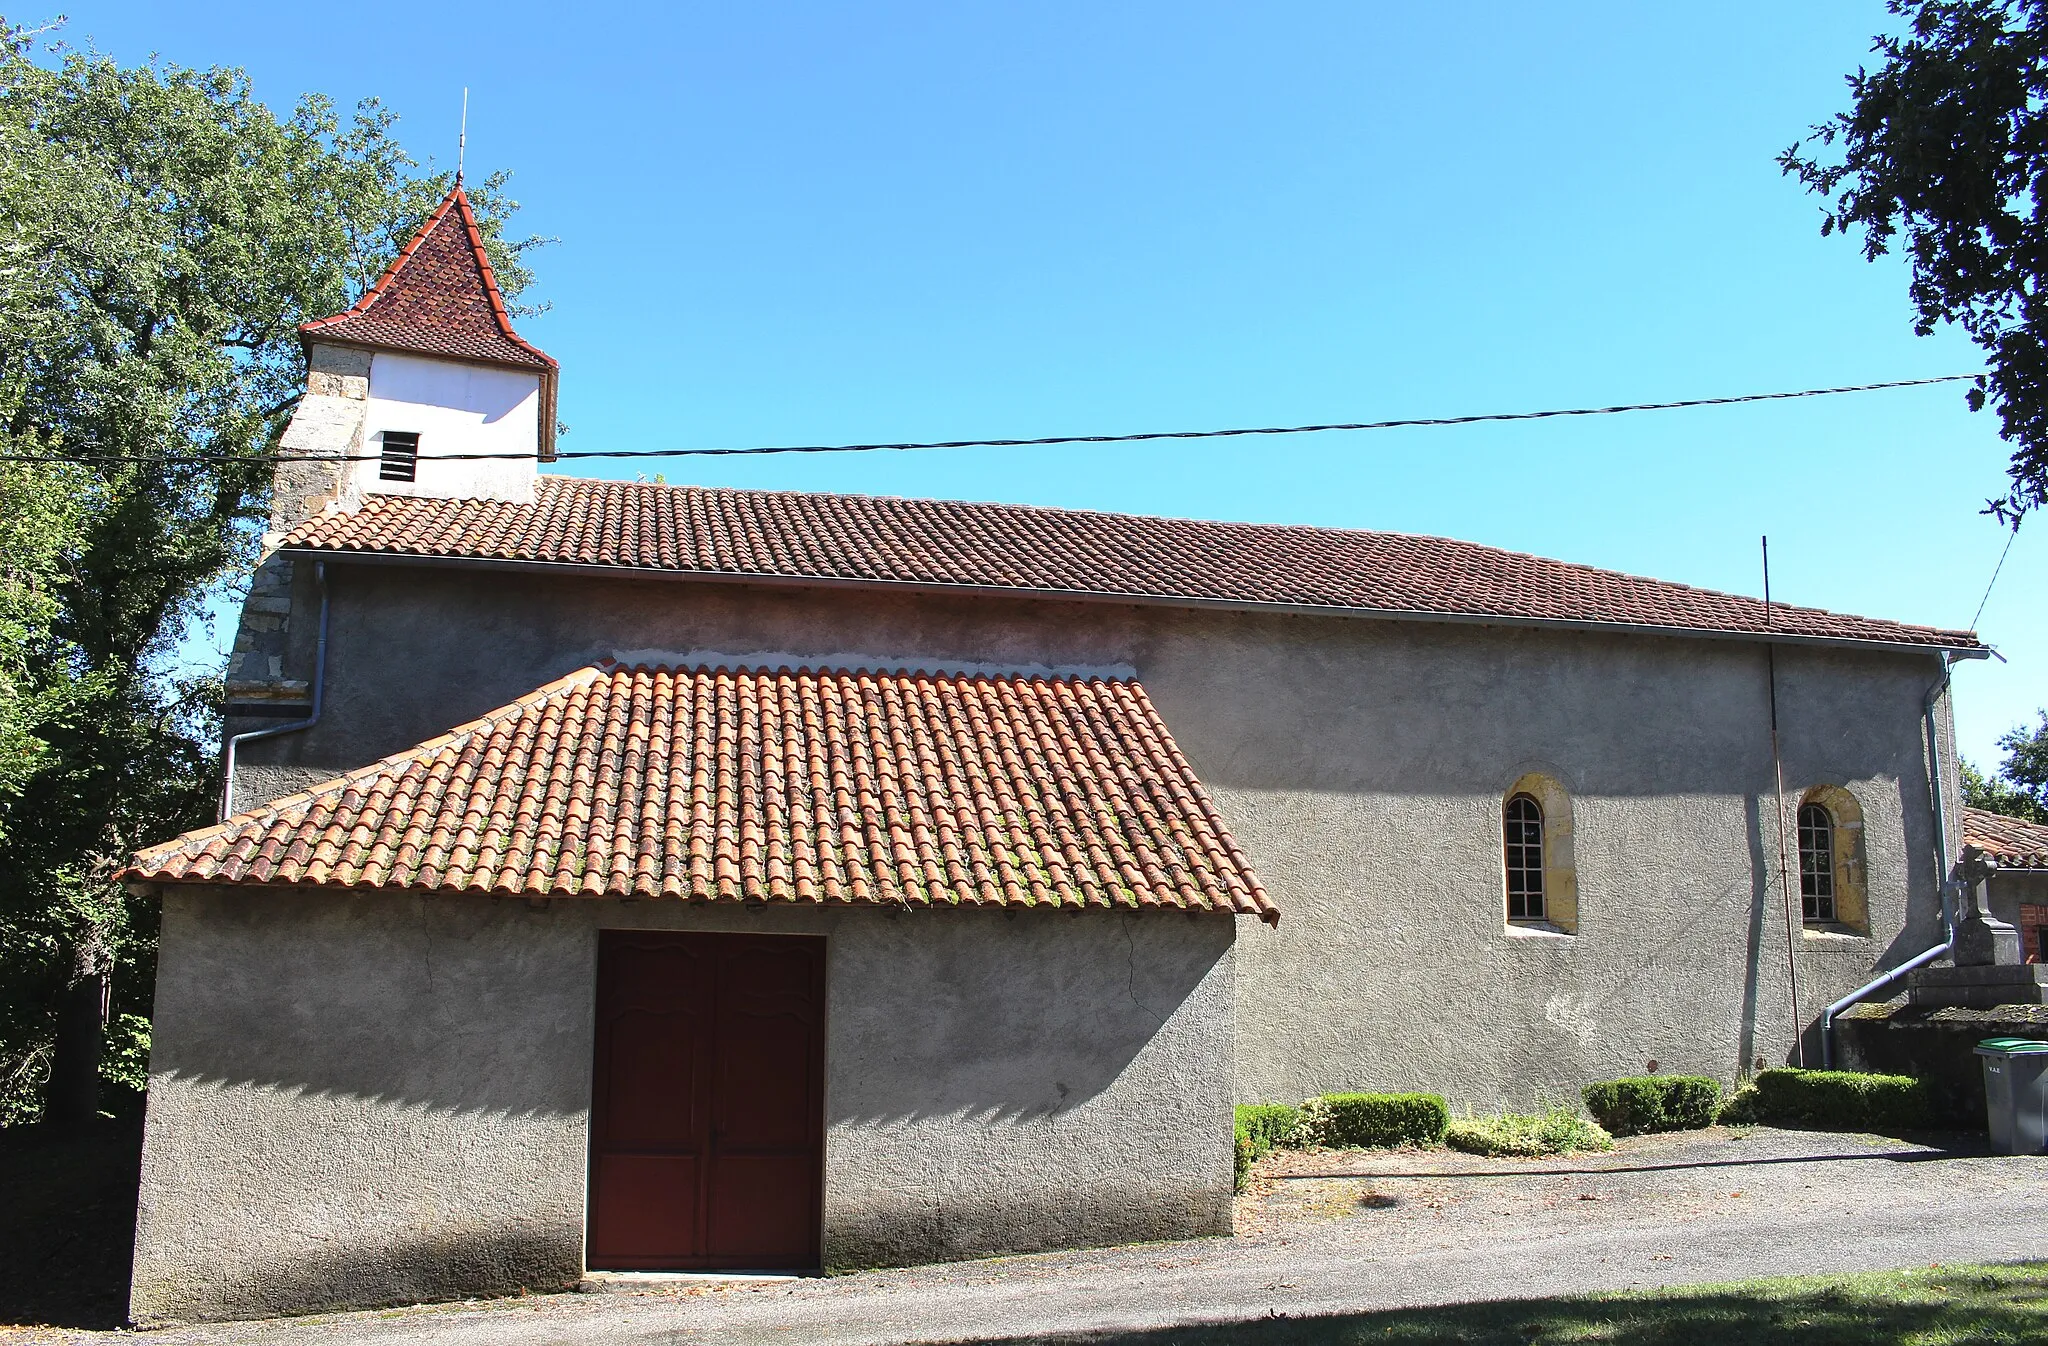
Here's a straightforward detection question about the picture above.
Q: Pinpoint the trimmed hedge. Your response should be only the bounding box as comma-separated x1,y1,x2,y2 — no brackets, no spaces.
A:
1236,1103,1301,1152
1716,1082,1763,1125
1233,1128,1259,1192
1745,1068,1935,1132
1233,1092,1452,1189
1308,1092,1449,1149
1582,1076,1722,1136
1232,1102,1302,1192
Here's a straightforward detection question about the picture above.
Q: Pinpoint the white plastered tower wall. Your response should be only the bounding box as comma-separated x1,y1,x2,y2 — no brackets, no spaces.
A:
349,351,540,506
267,345,542,517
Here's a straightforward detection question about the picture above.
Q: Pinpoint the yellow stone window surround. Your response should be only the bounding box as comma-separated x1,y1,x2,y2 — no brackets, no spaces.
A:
1797,783,1868,936
1504,770,1578,935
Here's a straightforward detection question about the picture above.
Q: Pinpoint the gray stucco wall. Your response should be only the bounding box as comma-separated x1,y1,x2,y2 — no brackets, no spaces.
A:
227,561,1955,1108
131,889,1234,1324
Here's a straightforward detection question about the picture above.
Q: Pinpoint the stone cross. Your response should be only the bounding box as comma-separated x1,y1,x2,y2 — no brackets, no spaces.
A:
1953,844,2021,967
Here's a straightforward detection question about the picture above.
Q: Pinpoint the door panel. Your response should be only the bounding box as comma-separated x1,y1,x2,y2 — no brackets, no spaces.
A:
716,1015,817,1146
587,931,825,1270
591,1154,701,1261
708,1154,817,1261
600,1012,702,1147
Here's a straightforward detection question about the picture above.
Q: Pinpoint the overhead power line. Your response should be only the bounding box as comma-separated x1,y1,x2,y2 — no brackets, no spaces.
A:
1969,525,2020,633
0,373,1979,467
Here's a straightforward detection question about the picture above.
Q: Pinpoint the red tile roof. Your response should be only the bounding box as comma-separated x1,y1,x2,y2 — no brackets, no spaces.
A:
284,476,1979,650
1963,807,2048,871
300,182,555,371
125,664,1274,921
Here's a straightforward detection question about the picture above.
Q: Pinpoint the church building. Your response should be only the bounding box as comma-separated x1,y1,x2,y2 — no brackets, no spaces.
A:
120,181,1986,1323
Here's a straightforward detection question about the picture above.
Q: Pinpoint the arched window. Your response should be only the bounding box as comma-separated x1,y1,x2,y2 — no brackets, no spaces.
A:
1501,771,1577,934
1797,801,1836,922
1504,794,1545,921
1793,785,1868,934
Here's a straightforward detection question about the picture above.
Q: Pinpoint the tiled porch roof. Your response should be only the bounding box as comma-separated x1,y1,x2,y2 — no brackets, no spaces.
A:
125,664,1274,922
1963,806,2048,871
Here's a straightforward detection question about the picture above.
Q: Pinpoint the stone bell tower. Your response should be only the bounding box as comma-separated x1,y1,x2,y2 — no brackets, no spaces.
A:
224,178,558,718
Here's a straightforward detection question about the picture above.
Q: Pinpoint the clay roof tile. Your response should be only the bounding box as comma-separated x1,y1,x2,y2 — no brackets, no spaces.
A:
1963,807,2048,871
282,477,1979,651
123,664,1273,923
300,182,554,371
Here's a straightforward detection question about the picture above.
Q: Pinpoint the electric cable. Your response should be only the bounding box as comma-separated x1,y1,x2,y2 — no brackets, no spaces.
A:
0,373,1979,467
1968,525,2019,633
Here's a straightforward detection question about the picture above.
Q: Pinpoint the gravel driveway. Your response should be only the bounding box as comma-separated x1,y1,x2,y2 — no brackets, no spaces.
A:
17,1126,2047,1345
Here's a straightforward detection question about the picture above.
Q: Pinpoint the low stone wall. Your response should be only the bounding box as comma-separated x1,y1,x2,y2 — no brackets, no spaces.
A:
1834,1000,2048,1127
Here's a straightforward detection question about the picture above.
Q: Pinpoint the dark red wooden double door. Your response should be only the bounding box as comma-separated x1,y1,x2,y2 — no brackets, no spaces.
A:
587,931,826,1270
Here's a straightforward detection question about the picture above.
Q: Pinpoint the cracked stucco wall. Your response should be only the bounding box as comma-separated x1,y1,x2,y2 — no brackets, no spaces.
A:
132,891,1233,1324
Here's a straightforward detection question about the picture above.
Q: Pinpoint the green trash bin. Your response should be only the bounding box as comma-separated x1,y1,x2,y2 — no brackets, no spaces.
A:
1975,1038,2048,1155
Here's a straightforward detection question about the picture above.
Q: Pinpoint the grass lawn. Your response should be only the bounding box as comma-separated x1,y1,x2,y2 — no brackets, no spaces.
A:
989,1262,2048,1345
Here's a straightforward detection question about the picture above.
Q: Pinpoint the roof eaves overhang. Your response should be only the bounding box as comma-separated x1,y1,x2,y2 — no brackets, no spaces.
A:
296,331,557,376
282,546,1990,661
120,877,1274,922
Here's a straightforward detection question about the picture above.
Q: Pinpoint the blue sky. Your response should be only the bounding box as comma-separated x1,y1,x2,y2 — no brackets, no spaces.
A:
75,1,2039,768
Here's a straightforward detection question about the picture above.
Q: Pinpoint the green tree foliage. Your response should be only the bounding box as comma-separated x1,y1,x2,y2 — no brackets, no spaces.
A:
0,22,543,1127
0,459,86,815
1964,710,2048,822
1781,0,2048,523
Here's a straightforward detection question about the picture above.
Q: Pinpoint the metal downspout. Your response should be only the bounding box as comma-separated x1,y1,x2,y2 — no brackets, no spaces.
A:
219,561,329,821
1820,653,1959,1067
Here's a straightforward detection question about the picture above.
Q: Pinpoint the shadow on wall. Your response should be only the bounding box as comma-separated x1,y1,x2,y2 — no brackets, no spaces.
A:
154,892,1231,1125
824,909,1232,1126
131,1225,580,1328
372,356,533,424
824,1179,1230,1274
1740,791,1770,1074
149,891,598,1119
245,572,1944,815
1151,623,1937,802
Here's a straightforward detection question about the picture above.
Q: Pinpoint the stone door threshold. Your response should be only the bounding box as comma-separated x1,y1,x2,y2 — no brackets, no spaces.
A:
577,1270,813,1291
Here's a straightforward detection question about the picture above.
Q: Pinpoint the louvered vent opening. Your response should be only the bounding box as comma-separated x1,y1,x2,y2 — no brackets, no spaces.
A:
379,431,419,483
